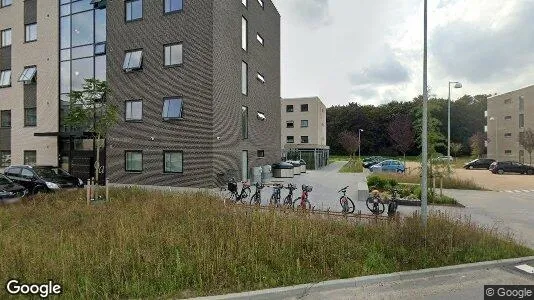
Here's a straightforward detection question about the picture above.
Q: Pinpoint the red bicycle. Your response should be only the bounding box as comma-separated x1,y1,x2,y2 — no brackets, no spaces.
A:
293,184,312,210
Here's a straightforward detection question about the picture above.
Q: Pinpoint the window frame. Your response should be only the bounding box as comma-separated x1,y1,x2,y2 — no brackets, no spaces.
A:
24,23,37,43
125,100,143,122
519,114,525,128
124,150,143,172
24,107,37,127
241,61,248,95
241,16,248,51
301,120,309,128
286,121,294,128
256,33,264,46
257,0,264,9
301,104,309,112
256,72,265,83
257,150,265,158
163,0,183,14
125,0,143,22
242,0,247,7
1,0,12,8
286,136,294,144
286,105,293,112
0,69,11,87
164,42,183,67
23,150,37,166
1,28,11,47
163,150,184,174
123,49,143,71
0,110,11,128
162,97,183,121
241,106,248,139
19,66,37,83
301,136,309,144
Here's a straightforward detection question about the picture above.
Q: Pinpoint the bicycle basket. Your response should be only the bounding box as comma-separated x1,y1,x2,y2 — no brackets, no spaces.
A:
228,182,237,193
307,186,313,192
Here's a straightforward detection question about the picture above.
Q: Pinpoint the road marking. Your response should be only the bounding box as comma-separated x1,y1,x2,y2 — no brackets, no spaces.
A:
515,264,534,274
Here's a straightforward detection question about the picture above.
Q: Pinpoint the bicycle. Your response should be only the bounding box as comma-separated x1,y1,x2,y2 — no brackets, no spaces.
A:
269,183,284,207
283,183,297,208
386,188,399,216
338,186,355,214
224,178,251,204
366,188,385,215
250,182,265,205
293,184,312,210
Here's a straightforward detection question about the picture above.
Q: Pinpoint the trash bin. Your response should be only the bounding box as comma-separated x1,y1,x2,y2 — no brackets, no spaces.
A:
299,159,307,173
272,162,294,178
286,160,301,175
261,165,272,183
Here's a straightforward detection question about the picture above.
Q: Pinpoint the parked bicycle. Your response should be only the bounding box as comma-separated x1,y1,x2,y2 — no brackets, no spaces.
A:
386,188,399,216
250,182,265,205
225,178,251,204
338,186,355,214
366,187,400,216
283,183,297,208
269,183,284,207
293,184,312,210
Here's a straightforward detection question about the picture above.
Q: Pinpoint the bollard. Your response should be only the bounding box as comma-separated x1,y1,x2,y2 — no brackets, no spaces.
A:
86,179,90,205
105,178,109,201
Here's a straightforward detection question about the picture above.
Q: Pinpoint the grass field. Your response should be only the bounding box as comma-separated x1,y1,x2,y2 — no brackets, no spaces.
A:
372,172,485,190
0,189,531,299
339,159,364,173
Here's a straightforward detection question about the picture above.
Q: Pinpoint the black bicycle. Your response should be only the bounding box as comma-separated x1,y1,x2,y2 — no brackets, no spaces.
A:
225,178,251,204
282,183,297,208
386,188,399,216
338,186,355,214
269,183,284,207
250,182,265,205
366,188,385,215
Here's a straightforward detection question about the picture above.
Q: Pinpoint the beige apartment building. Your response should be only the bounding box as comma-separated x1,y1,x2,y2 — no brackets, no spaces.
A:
0,0,59,167
281,97,329,169
486,84,534,163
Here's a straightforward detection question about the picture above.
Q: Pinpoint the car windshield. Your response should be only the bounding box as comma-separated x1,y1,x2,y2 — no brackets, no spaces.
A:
0,175,12,185
33,167,71,179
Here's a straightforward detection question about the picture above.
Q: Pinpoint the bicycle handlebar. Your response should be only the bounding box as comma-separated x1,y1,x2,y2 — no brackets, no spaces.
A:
337,186,349,193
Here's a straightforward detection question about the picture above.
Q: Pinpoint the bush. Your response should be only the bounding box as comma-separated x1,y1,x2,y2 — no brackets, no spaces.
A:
339,159,363,173
367,175,398,191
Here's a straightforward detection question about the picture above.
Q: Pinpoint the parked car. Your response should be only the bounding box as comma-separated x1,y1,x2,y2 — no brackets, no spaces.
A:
463,158,496,170
489,161,534,175
369,160,406,173
433,155,453,162
3,165,84,195
0,174,27,202
363,156,387,168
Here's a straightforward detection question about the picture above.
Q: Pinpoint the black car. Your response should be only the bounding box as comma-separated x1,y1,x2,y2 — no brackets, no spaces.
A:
463,158,496,170
362,157,386,169
0,174,27,202
4,165,84,194
489,161,534,175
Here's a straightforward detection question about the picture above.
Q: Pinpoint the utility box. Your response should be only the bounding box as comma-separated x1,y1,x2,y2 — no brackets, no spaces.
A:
272,162,294,178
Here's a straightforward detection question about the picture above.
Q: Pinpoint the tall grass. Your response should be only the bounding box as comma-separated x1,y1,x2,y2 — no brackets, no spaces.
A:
0,189,531,299
374,173,485,190
339,159,364,173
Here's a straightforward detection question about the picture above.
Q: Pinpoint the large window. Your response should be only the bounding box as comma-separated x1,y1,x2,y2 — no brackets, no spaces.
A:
301,104,309,112
1,28,11,47
242,17,248,51
123,50,143,70
0,151,10,167
164,0,183,13
164,43,183,66
23,150,36,166
241,61,248,95
72,11,94,47
301,136,309,143
24,108,37,126
71,58,94,90
162,97,183,120
519,114,525,128
301,120,309,128
18,66,37,83
286,105,293,112
125,100,142,121
125,151,142,172
241,106,248,139
164,151,183,173
25,23,37,42
1,0,12,8
125,0,143,21
0,69,11,87
0,110,10,127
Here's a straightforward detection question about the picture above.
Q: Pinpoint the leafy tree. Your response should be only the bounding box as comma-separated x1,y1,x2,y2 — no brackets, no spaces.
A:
519,128,534,165
64,79,119,184
388,114,414,164
469,132,486,158
339,131,360,159
450,142,463,158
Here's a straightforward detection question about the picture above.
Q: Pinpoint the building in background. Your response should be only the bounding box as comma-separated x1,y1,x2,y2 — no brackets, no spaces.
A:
486,84,534,163
281,97,329,169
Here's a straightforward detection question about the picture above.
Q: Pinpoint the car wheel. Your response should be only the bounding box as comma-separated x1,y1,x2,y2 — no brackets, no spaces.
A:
468,165,474,169
527,169,534,175
497,169,504,175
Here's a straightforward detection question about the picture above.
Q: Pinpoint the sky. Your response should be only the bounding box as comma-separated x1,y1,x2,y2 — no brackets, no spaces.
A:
270,0,534,107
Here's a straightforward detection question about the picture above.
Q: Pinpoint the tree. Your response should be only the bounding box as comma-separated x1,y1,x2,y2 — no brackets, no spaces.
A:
519,128,534,165
388,114,414,164
469,132,486,158
339,131,360,159
450,142,463,158
64,78,119,185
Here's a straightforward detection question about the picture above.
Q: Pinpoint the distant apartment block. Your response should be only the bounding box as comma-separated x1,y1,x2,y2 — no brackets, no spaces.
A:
281,97,329,169
486,84,534,163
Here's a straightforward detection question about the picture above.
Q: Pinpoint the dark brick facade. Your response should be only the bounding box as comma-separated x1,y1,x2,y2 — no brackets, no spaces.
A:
107,0,281,188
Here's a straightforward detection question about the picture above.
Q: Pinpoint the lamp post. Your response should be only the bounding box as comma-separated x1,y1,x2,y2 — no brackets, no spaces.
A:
447,81,462,160
421,0,429,226
358,129,364,161
490,117,497,160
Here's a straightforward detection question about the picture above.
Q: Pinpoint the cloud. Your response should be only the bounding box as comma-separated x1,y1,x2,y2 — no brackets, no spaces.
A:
351,87,378,100
288,0,333,29
349,50,410,86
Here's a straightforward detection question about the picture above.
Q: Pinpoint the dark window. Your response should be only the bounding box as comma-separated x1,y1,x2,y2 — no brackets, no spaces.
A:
241,61,248,95
286,105,293,112
504,133,512,137
23,151,36,166
125,0,143,21
162,97,183,120
125,100,142,121
25,23,37,42
287,136,294,143
123,50,143,70
257,0,264,8
18,66,37,83
0,69,11,87
504,99,511,104
0,110,10,127
164,43,183,66
286,121,294,128
95,42,106,55
301,104,309,112
301,136,309,143
1,0,12,8
505,150,512,154
242,106,248,139
504,116,512,120
164,151,183,173
301,120,309,128
164,0,183,13
257,150,265,158
0,150,10,167
24,108,36,126
1,28,11,47
125,151,143,172
519,114,524,128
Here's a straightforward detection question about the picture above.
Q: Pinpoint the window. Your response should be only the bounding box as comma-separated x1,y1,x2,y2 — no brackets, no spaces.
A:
0,151,10,167
301,136,309,143
286,105,293,112
257,111,266,121
125,0,143,21
505,150,512,155
519,96,525,111
0,70,11,87
0,110,10,127
164,151,183,173
242,17,248,51
125,100,142,121
125,151,142,172
241,61,248,95
504,116,512,120
301,120,309,128
123,50,143,70
257,0,264,8
257,150,264,158
520,114,525,128
95,42,106,55
256,73,265,83
504,99,511,104
520,132,525,142
18,66,37,83
301,104,309,112
504,133,512,138
1,0,12,8
1,28,11,47
241,106,248,139
286,136,294,143
164,0,182,13
164,43,183,66
24,108,37,126
242,0,247,7
286,121,294,128
256,33,264,45
23,151,36,166
162,98,183,120
25,23,37,42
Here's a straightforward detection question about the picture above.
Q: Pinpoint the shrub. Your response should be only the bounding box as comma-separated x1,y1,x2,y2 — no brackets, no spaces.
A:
367,175,397,191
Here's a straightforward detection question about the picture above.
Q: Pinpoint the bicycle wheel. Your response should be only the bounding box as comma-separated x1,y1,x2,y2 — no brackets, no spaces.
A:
239,188,251,204
250,194,261,205
282,195,293,207
340,196,355,214
366,197,385,215
293,197,311,210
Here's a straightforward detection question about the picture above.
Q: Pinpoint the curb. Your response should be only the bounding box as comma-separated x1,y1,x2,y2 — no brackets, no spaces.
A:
191,256,534,300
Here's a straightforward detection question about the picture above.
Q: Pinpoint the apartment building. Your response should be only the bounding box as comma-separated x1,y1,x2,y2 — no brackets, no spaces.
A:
0,0,281,188
486,84,534,163
281,97,329,169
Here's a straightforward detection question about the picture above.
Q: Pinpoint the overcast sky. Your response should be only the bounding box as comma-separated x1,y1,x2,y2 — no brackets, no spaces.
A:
270,0,534,107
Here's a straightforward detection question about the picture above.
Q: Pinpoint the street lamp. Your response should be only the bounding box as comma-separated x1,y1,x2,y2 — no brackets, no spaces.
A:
490,117,497,160
358,129,364,161
421,0,429,226
447,81,462,161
